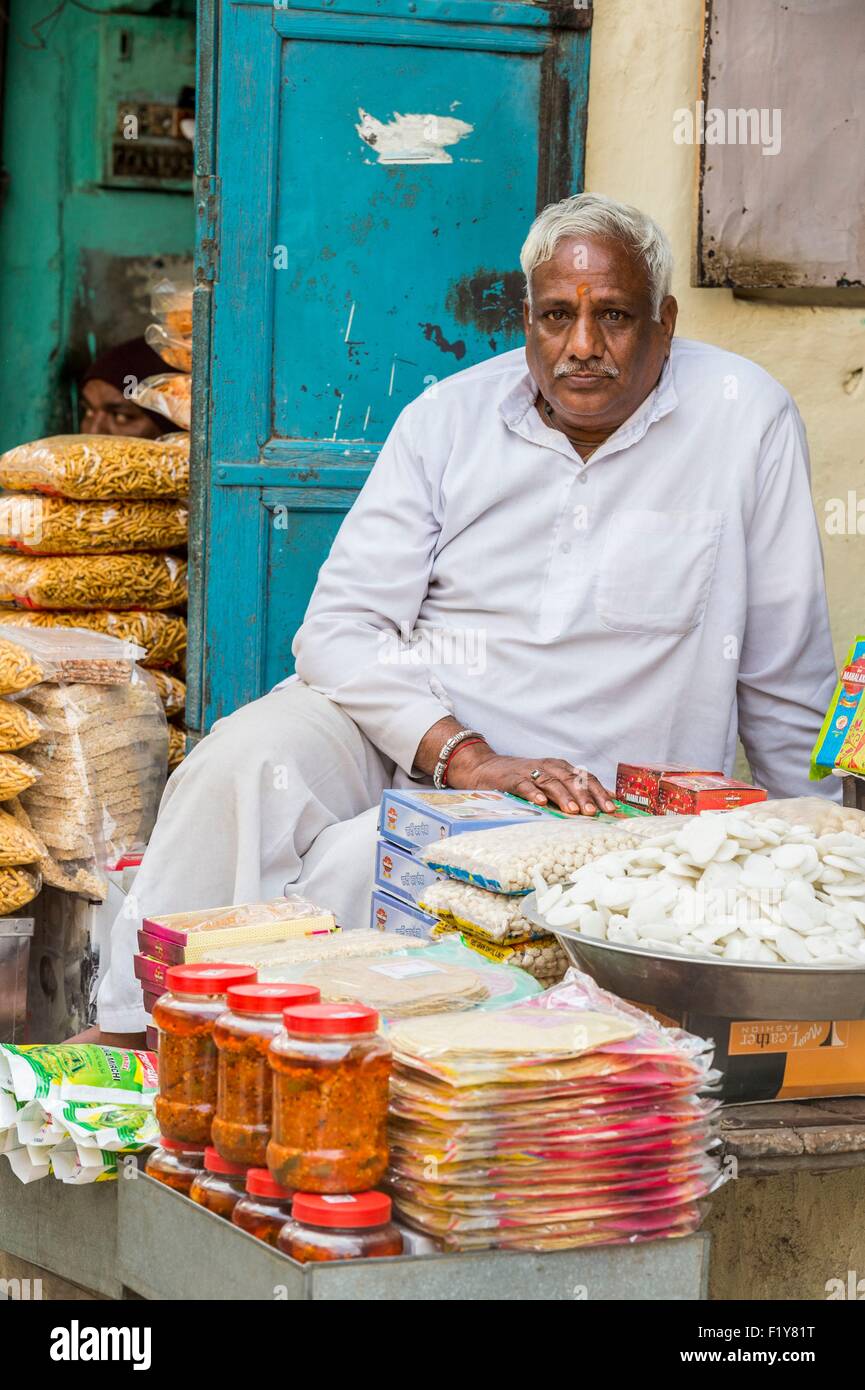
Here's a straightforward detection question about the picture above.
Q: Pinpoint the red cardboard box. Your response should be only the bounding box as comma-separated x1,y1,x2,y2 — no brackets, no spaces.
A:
616,762,723,814
134,953,169,990
137,929,185,966
658,773,767,815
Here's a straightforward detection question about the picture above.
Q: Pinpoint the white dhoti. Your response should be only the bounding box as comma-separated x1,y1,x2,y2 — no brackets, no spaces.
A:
97,680,398,1032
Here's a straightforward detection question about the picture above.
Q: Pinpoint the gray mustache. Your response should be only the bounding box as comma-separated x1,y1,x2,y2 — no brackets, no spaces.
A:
554,362,620,379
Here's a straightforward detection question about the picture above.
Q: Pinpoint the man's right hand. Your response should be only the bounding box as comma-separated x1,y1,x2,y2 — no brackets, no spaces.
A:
447,741,616,817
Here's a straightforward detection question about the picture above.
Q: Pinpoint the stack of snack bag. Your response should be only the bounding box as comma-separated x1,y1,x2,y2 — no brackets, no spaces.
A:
0,420,189,770
0,1042,158,1184
387,968,722,1252
416,815,665,987
0,624,168,901
137,278,192,767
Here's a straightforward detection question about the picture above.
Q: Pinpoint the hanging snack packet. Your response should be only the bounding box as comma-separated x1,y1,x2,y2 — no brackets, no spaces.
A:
44,1099,160,1151
0,1044,158,1106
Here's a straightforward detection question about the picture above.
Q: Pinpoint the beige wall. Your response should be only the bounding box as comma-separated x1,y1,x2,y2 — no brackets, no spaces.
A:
584,0,865,661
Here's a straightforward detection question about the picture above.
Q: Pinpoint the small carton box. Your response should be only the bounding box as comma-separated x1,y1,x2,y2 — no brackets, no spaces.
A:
142,987,164,1018
134,953,169,992
141,897,336,956
145,1025,158,1052
378,788,551,852
811,637,865,777
658,774,767,815
370,889,438,941
137,929,186,966
616,761,723,814
374,837,445,906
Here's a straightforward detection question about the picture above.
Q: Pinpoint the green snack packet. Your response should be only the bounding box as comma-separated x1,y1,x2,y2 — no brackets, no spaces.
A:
0,1044,158,1106
51,1146,118,1185
45,1099,160,1151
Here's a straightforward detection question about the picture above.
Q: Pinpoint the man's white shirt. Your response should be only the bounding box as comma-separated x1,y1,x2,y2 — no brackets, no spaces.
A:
292,339,838,798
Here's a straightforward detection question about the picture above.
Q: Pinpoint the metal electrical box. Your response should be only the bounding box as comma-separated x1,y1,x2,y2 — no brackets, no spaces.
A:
99,14,196,191
190,0,593,733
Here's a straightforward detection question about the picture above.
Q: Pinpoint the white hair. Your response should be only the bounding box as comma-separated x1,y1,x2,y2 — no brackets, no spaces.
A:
520,192,674,320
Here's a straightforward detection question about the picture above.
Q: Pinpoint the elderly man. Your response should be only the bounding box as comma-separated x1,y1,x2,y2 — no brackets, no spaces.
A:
94,192,837,1040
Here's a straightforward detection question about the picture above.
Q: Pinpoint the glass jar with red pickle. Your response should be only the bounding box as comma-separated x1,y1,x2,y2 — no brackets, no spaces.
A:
267,1002,391,1194
277,1192,403,1263
153,963,257,1145
144,1138,206,1196
212,982,321,1167
188,1146,249,1219
231,1168,294,1246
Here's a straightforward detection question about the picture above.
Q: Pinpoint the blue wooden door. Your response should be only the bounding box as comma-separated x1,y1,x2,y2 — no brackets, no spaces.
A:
189,0,592,734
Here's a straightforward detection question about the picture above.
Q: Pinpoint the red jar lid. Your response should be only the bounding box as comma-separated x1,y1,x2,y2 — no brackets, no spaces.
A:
164,963,257,995
246,1167,294,1199
157,1137,206,1154
226,982,321,1014
204,1146,249,1176
283,1002,379,1036
291,1192,392,1228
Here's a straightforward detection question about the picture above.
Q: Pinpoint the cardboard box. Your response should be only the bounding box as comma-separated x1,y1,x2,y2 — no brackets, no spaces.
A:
635,1000,865,1102
141,899,336,955
134,953,169,991
374,837,445,906
616,762,723,814
145,1025,158,1052
658,774,767,815
378,788,552,852
142,987,163,1018
137,929,186,966
370,889,438,940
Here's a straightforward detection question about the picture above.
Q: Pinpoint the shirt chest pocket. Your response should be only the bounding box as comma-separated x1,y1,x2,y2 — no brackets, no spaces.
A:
594,508,724,636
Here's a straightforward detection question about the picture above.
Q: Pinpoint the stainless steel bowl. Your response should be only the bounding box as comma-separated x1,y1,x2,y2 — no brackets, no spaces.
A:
522,892,865,1020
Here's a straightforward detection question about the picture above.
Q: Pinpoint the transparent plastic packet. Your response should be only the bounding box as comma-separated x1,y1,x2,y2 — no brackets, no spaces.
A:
287,938,539,1021
419,878,546,942
0,551,187,611
145,321,192,372
0,865,41,912
0,804,45,865
741,795,865,836
0,434,189,500
0,607,187,668
0,493,188,555
0,751,41,799
18,668,168,868
395,1200,703,1253
0,621,143,688
150,277,193,337
418,815,670,893
131,373,191,431
390,1174,713,1226
168,719,186,769
151,670,186,717
0,697,45,751
431,920,568,986
5,797,108,900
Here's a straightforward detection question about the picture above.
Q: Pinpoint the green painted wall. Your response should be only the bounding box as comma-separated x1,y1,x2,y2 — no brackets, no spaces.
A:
0,0,195,452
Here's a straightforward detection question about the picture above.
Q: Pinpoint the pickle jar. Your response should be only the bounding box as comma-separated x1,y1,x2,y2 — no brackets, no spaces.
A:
277,1192,403,1263
144,1138,206,1197
212,982,321,1167
153,963,257,1144
231,1168,295,1247
189,1146,250,1220
267,1002,391,1194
